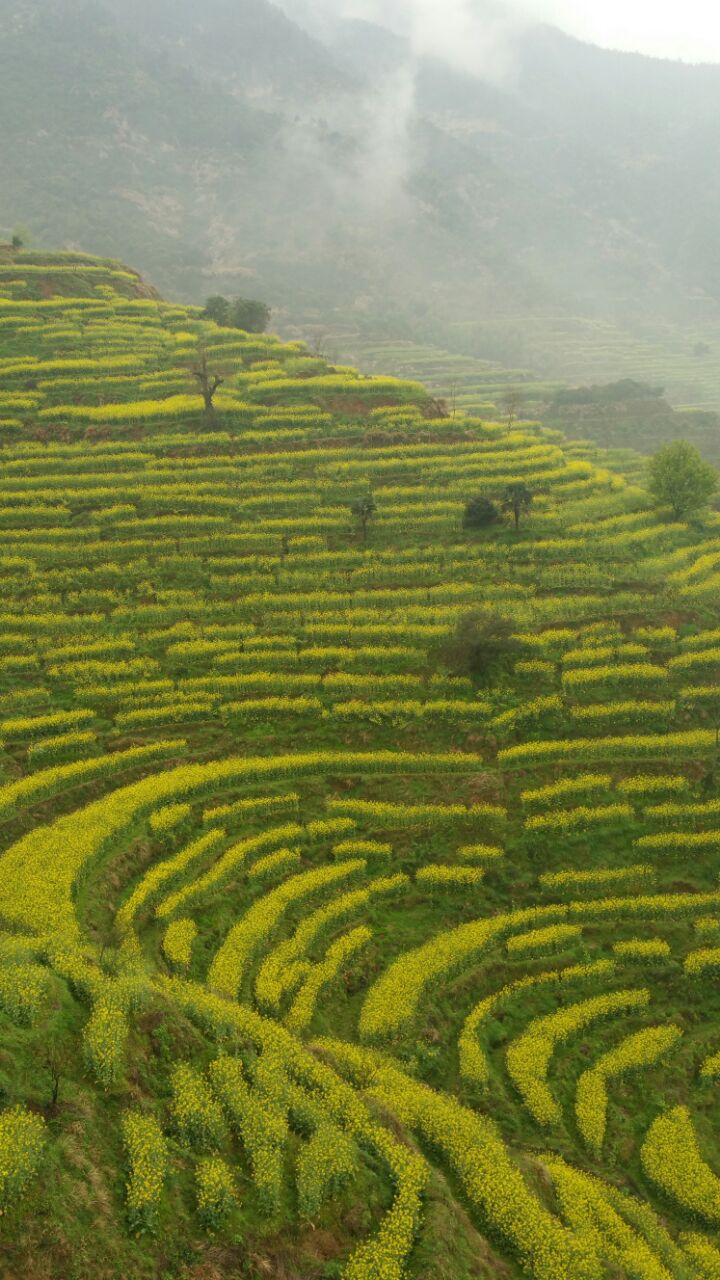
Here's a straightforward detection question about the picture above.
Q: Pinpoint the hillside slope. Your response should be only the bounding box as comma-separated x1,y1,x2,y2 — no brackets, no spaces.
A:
0,254,720,1279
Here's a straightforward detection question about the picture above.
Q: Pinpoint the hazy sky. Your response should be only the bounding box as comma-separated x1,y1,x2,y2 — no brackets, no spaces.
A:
519,0,720,63
286,0,720,68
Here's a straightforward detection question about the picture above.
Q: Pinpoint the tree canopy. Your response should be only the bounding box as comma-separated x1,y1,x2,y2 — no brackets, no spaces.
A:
648,440,717,519
433,608,523,680
463,496,499,530
350,493,377,543
203,295,271,334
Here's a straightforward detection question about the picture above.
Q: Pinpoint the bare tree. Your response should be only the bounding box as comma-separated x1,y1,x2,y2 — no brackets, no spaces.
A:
191,349,225,418
501,387,523,429
43,1034,73,1111
310,330,328,358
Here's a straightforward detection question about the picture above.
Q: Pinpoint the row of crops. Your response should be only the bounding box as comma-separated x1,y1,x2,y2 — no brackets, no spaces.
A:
1,251,720,1279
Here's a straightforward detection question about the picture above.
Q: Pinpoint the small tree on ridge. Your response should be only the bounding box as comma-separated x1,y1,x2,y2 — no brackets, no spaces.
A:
502,482,533,531
501,387,523,428
351,493,376,544
191,349,225,419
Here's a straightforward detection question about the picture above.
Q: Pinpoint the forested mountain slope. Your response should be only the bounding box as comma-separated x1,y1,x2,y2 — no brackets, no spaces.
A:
5,0,720,407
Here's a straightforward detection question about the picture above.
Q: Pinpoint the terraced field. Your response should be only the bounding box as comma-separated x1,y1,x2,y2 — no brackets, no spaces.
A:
336,320,720,417
334,332,720,471
327,335,561,420
2,251,720,1279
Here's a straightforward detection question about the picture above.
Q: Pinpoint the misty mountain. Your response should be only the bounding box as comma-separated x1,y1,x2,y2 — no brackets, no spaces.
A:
111,0,352,104
4,0,720,398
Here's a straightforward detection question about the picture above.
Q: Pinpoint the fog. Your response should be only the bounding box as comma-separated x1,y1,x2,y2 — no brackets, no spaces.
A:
279,0,720,65
272,0,535,224
276,0,532,82
6,0,720,413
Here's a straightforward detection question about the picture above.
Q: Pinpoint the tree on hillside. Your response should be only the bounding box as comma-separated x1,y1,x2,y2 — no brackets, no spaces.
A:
233,298,271,333
42,1033,73,1111
351,492,376,544
463,495,499,530
502,482,533,531
191,349,225,419
648,440,718,519
433,608,522,681
501,387,524,428
203,295,231,326
202,295,270,334
10,224,29,253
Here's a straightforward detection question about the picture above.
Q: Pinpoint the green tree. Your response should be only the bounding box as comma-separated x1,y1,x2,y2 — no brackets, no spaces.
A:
648,441,718,519
202,295,231,326
433,609,522,681
202,295,270,333
230,297,270,333
463,496,499,530
10,223,29,253
501,482,533,530
351,492,376,544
